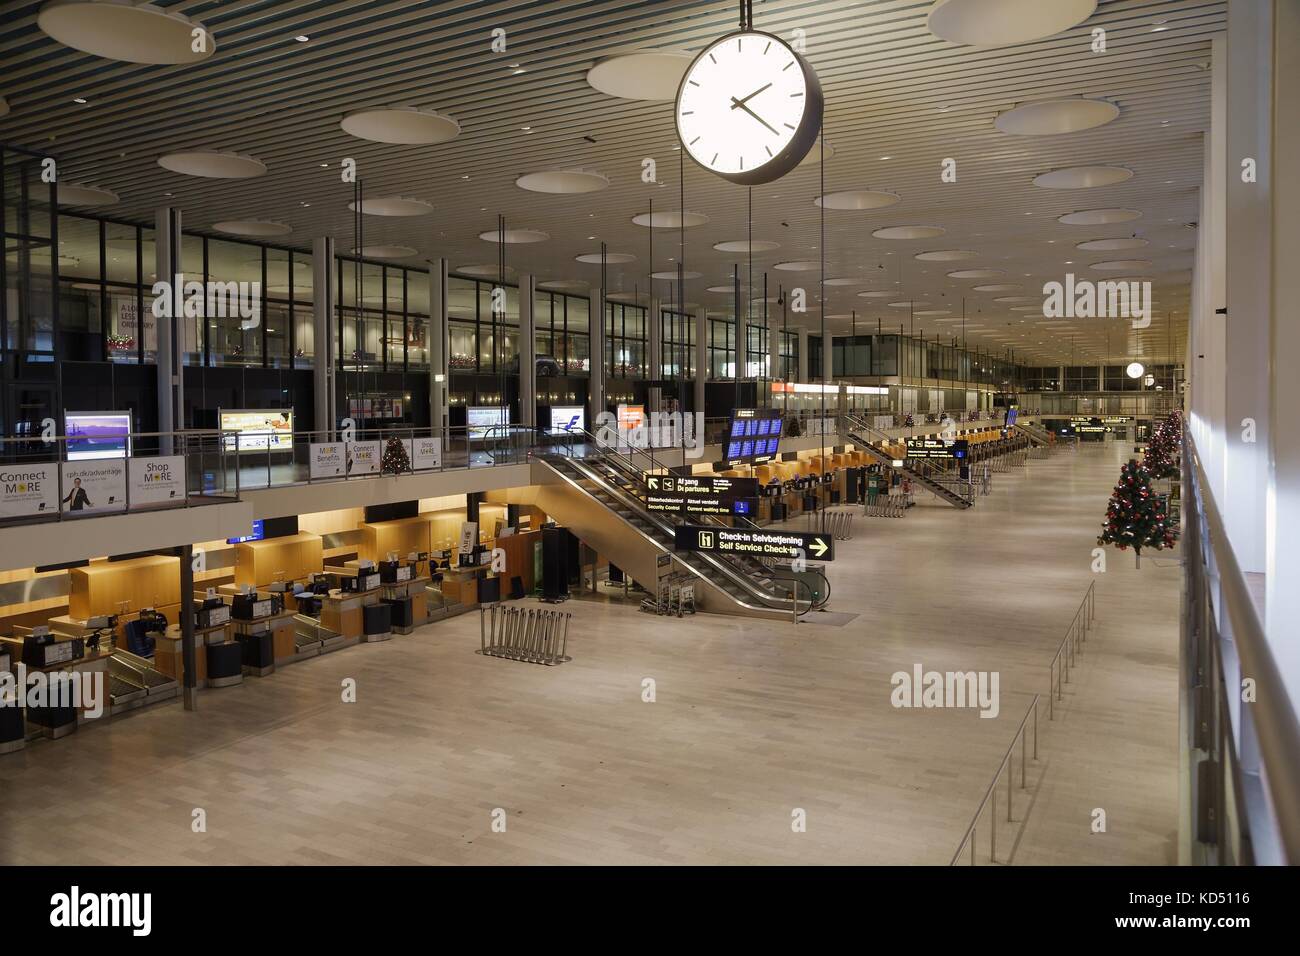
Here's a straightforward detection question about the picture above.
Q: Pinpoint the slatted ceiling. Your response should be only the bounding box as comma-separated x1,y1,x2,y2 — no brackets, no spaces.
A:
0,0,1216,365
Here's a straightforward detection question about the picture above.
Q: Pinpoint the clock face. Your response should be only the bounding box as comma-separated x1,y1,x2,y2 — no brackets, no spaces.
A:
676,31,822,185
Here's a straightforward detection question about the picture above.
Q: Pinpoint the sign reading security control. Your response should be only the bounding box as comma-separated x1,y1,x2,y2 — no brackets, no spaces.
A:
674,526,834,561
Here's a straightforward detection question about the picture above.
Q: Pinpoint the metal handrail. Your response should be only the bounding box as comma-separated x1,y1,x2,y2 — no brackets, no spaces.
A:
1047,580,1097,720
548,434,821,616
1184,423,1300,863
950,694,1041,866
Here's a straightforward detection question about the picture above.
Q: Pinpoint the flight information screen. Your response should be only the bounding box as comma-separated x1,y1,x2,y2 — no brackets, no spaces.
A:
725,408,784,464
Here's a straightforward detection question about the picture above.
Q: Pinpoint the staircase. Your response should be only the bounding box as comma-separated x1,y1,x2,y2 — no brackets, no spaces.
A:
532,439,830,619
842,414,973,509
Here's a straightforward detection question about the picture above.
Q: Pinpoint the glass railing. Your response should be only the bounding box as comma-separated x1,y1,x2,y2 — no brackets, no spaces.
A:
0,424,551,526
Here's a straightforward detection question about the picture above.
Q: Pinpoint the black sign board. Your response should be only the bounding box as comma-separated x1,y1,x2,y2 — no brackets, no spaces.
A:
643,474,759,497
905,437,970,460
674,525,834,561
646,490,759,517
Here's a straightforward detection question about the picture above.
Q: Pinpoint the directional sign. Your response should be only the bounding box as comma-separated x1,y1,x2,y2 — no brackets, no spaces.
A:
646,490,759,517
673,525,835,562
905,437,969,460
643,474,758,497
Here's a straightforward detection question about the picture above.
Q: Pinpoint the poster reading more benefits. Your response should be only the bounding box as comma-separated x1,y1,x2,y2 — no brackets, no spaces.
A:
309,443,346,479
60,460,127,515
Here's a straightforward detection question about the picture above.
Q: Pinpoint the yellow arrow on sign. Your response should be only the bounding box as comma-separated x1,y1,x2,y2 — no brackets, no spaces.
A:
810,538,829,558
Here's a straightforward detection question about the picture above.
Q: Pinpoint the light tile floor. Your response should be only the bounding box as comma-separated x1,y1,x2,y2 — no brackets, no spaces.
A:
0,440,1181,865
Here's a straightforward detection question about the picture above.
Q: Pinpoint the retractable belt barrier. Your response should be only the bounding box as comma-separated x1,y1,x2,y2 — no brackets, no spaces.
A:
478,604,572,665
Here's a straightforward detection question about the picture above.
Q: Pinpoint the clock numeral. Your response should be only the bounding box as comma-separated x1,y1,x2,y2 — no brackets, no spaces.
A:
790,92,804,98
689,137,701,145
681,111,694,116
783,123,796,130
783,61,794,71
765,146,773,158
764,41,772,54
711,152,719,165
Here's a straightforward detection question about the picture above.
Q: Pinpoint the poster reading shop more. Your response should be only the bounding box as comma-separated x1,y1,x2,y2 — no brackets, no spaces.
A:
347,441,382,476
128,456,186,506
309,443,346,479
60,460,127,515
0,464,59,519
411,436,442,471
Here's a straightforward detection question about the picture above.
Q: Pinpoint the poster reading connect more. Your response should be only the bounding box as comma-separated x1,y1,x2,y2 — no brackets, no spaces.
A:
347,440,381,475
0,464,59,519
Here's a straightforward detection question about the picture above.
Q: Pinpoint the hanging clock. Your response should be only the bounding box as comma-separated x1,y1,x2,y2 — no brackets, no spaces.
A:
675,30,824,186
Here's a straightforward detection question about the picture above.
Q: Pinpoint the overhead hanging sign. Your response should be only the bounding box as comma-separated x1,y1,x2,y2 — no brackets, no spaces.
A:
59,460,127,515
646,491,759,517
673,525,834,562
643,474,758,498
0,463,59,519
128,455,186,506
905,438,969,460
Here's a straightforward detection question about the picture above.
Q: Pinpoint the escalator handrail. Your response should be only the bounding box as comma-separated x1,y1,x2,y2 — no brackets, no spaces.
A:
543,453,816,615
576,441,833,609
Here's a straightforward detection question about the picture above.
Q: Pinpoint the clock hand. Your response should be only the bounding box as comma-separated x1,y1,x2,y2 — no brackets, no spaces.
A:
729,83,772,109
730,98,779,135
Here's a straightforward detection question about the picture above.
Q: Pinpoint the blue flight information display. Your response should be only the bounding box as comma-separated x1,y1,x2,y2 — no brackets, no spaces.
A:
726,408,784,465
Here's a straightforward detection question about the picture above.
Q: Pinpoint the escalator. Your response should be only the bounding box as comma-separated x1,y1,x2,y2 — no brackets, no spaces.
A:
842,414,973,509
1014,421,1053,446
532,436,829,619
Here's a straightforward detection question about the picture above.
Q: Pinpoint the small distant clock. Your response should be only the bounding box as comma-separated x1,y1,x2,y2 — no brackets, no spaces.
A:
675,30,824,186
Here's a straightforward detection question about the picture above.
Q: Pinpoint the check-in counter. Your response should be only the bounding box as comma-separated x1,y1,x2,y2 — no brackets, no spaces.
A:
320,588,376,640
441,565,488,606
154,622,230,689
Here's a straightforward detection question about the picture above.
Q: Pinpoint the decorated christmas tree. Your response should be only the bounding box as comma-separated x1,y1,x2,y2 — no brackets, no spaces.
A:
1097,459,1177,567
1143,410,1182,479
381,436,411,475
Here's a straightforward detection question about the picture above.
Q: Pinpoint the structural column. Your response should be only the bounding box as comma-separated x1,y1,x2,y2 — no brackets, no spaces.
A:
588,287,606,427
519,273,536,428
648,296,663,385
155,206,183,453
821,329,834,386
313,237,337,439
693,306,707,418
1224,0,1272,575
1268,0,1300,702
797,327,809,382
429,258,449,441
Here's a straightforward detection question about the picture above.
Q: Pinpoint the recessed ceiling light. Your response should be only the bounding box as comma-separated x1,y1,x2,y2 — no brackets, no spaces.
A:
521,126,532,131
72,97,87,104
158,149,267,179
341,107,460,145
319,163,328,168
878,155,892,161
38,1,216,64
294,35,310,42
995,98,1119,136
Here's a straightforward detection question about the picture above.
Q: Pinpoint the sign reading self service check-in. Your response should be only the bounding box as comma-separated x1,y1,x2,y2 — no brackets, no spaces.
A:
674,525,834,561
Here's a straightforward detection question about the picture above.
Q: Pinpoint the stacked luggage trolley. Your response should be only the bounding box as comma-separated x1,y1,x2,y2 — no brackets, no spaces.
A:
640,574,697,617
478,603,572,665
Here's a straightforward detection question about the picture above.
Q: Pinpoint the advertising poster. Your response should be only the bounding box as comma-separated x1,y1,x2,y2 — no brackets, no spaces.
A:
309,442,346,479
458,521,478,555
65,411,132,460
128,455,186,506
548,406,586,435
220,409,294,453
0,463,59,519
60,460,127,515
412,436,442,471
347,440,381,475
467,406,509,441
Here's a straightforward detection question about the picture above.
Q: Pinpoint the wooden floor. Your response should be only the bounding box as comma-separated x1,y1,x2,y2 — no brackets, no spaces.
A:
0,441,1182,865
